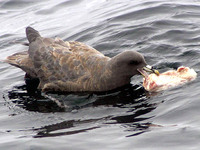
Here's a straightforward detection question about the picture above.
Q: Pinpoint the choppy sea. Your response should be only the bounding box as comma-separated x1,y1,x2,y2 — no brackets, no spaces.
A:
0,0,200,149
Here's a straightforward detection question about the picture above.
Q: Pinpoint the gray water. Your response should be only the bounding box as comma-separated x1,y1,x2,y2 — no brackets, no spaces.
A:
0,0,200,149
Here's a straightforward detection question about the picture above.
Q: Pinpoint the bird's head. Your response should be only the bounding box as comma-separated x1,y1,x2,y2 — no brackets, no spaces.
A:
109,51,159,78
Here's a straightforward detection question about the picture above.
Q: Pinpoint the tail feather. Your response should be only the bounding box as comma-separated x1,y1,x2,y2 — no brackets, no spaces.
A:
4,51,37,77
26,27,41,43
3,27,41,78
4,52,27,67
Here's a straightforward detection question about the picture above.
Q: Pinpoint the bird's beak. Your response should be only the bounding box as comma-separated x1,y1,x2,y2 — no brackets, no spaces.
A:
137,65,159,77
143,65,160,75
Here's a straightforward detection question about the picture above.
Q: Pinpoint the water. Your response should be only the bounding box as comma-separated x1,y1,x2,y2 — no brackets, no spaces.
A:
0,0,200,149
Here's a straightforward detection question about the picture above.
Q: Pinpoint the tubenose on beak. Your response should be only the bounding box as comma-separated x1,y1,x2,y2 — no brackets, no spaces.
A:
137,65,159,77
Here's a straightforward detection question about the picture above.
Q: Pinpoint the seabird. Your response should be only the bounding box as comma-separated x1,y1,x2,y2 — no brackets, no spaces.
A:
4,27,158,92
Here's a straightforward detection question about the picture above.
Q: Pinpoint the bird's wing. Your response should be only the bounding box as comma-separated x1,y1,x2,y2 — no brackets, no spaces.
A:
26,27,109,91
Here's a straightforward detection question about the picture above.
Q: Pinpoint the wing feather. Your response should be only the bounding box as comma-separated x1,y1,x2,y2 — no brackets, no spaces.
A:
6,27,111,91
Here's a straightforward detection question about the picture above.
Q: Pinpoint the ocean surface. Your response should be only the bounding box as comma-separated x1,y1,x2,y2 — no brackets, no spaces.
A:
0,0,200,149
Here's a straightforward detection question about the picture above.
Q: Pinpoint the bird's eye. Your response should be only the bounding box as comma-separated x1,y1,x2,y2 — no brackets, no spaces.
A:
129,60,139,65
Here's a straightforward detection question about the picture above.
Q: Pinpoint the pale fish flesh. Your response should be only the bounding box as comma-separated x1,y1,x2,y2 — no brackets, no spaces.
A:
143,66,197,92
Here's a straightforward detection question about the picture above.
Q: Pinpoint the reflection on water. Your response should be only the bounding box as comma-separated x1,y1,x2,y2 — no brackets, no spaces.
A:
7,85,65,112
1,0,200,149
7,78,158,138
33,119,101,138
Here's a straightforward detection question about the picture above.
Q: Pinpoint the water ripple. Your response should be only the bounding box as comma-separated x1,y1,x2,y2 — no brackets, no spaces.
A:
36,0,83,15
109,4,176,23
1,0,200,149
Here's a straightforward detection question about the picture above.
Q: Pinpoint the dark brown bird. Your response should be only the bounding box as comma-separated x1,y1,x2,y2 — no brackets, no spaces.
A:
4,27,158,92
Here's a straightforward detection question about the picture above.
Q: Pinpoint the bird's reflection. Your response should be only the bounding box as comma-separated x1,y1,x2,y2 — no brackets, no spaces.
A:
7,79,160,138
33,119,101,138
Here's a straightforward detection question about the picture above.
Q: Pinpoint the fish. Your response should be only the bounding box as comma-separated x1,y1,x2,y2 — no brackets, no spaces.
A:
142,66,197,92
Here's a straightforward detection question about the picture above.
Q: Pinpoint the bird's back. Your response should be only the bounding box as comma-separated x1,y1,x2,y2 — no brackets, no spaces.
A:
5,27,110,92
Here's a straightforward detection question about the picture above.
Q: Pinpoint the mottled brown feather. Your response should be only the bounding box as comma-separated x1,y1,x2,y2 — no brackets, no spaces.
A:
4,27,147,92
4,51,37,78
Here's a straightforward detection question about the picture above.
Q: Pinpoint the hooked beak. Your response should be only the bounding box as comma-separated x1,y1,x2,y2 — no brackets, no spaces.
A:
137,65,159,77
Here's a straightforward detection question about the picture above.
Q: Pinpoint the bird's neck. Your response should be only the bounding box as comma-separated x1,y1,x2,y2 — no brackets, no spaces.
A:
99,61,131,91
